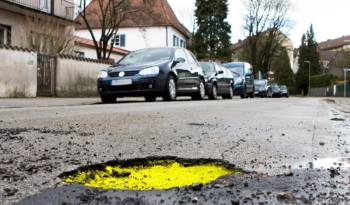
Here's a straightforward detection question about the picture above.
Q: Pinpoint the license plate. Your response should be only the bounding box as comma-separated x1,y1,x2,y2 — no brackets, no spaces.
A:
111,79,132,86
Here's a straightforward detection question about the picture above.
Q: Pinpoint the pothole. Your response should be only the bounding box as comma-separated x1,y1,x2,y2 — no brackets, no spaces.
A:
60,157,241,190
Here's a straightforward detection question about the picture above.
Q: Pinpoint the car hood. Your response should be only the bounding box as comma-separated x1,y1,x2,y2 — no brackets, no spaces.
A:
107,60,169,72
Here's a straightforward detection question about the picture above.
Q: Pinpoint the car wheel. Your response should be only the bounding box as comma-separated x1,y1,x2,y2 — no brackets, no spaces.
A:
163,76,177,101
240,86,247,99
227,86,234,99
192,79,206,100
145,95,157,102
209,84,218,100
100,95,116,104
268,90,272,98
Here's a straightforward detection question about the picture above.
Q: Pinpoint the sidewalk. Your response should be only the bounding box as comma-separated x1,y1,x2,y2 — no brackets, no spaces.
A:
0,98,101,108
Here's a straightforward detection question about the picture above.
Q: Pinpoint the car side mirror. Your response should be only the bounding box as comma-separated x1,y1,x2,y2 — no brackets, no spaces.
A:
217,70,224,75
173,57,186,65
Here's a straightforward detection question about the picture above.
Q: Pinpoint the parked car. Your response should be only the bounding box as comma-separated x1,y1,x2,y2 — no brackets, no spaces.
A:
223,62,255,98
199,62,234,100
97,47,205,103
267,83,282,98
254,79,268,97
280,85,289,98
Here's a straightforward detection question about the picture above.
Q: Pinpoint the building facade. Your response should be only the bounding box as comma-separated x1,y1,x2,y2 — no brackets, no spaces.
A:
74,36,129,61
0,0,75,52
75,0,191,52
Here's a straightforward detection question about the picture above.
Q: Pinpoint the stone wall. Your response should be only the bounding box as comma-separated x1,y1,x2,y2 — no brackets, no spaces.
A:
55,56,112,97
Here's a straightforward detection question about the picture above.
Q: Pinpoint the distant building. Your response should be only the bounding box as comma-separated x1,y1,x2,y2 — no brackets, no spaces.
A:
317,35,350,78
75,0,191,52
231,31,294,73
0,0,75,49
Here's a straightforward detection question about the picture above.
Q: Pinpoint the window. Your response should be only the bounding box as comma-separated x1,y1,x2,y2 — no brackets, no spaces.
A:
74,50,85,58
173,35,179,47
113,34,126,47
40,0,50,12
0,25,10,45
180,40,184,48
174,49,188,62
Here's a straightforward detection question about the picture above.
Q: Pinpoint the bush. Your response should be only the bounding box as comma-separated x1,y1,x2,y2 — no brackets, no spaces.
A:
310,74,337,88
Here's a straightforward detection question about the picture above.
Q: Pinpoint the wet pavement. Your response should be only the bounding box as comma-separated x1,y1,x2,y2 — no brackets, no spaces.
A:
0,97,349,204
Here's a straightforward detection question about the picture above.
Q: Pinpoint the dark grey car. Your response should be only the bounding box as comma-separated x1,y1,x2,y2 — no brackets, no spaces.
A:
200,62,234,100
97,47,205,103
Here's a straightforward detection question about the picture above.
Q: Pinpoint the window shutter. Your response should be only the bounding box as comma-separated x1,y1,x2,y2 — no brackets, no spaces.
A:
120,34,126,47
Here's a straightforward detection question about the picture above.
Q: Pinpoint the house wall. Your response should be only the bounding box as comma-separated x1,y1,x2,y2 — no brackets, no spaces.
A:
53,0,75,20
167,26,187,48
74,45,124,62
76,26,188,51
0,8,28,47
55,57,112,97
0,48,37,97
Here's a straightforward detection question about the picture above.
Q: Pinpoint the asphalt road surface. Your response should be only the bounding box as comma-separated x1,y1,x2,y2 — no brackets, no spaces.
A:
0,97,349,205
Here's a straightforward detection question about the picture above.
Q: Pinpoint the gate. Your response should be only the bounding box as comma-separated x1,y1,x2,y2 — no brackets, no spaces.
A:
37,54,56,96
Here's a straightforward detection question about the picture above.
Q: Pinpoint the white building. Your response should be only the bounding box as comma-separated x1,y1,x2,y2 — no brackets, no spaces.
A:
75,0,191,52
74,36,129,62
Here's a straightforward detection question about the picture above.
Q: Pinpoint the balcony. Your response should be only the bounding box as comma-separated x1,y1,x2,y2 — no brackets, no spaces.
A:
3,0,75,20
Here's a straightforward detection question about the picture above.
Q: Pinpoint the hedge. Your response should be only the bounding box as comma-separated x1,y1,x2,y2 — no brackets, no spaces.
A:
310,74,338,88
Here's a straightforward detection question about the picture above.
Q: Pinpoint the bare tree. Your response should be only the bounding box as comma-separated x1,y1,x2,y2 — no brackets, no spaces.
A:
26,14,74,55
77,0,156,60
242,0,291,76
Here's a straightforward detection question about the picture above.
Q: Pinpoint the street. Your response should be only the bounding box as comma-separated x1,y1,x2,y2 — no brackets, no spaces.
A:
0,97,349,204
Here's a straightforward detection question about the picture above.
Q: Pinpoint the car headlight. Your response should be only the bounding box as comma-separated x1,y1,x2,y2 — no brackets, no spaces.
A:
139,66,160,76
98,71,108,79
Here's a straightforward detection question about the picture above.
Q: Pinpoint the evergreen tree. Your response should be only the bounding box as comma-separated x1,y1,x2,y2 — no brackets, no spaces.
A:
296,25,321,95
271,48,295,87
192,0,232,60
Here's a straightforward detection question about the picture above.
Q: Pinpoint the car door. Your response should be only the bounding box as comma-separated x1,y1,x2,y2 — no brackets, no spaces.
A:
214,64,225,94
184,50,202,89
244,63,254,93
222,67,233,93
173,49,192,91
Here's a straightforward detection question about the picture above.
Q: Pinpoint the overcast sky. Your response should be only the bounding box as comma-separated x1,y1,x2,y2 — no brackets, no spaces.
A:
168,0,350,47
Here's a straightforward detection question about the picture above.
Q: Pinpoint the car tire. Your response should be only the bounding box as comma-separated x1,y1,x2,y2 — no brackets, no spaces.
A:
227,86,234,99
192,79,206,100
240,86,247,99
145,95,157,102
209,84,218,100
100,95,116,104
163,76,177,101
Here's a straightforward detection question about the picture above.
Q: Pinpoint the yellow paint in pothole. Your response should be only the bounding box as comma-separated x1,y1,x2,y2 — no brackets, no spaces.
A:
62,160,239,190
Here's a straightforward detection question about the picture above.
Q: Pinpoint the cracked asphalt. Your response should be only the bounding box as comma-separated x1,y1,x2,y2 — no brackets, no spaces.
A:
0,97,349,205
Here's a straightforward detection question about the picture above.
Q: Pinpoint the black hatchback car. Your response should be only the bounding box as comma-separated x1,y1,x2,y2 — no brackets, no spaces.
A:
200,62,234,100
97,47,206,103
223,62,255,98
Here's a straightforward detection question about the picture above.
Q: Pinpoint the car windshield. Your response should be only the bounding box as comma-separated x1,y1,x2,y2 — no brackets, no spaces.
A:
200,63,215,75
254,80,266,87
224,63,244,76
118,48,173,65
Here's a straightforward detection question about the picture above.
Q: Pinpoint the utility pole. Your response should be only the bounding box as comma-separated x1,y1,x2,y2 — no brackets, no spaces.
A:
304,61,311,96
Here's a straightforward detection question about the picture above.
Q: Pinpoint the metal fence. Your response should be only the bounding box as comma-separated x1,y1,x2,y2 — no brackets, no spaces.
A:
310,84,350,97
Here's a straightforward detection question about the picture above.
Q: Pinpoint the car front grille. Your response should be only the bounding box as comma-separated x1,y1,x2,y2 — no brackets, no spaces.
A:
109,71,139,78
